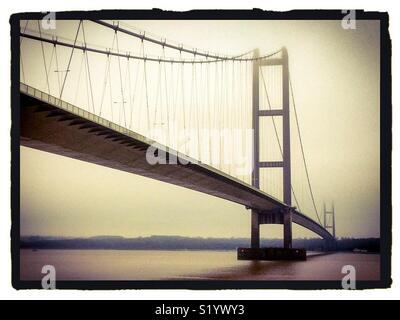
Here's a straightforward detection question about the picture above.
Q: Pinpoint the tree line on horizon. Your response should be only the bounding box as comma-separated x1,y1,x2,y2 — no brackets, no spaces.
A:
20,235,380,252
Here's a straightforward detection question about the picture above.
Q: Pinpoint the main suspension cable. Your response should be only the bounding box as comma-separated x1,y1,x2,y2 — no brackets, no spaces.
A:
20,32,281,64
37,21,51,95
289,75,322,225
92,20,280,62
82,21,96,114
60,20,82,99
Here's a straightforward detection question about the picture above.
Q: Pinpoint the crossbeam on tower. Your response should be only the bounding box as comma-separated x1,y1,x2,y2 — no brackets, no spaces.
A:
323,202,336,238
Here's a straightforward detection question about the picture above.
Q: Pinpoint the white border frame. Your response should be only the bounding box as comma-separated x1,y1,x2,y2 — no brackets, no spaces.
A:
1,0,398,300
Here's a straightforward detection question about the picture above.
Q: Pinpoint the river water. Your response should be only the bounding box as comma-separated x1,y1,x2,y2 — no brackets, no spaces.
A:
20,249,380,281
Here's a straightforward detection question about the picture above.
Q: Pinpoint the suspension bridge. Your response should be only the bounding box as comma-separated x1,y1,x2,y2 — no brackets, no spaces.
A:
19,20,336,259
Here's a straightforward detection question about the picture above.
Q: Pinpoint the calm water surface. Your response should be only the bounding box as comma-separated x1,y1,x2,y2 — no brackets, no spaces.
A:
20,249,380,281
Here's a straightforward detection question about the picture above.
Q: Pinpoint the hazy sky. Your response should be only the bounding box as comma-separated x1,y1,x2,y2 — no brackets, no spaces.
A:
20,19,380,239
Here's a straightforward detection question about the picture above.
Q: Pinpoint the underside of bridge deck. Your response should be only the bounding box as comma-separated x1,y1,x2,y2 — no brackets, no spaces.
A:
18,86,334,243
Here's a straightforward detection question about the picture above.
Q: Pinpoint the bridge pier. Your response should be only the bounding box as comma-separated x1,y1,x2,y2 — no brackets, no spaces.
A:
251,210,260,249
283,207,293,249
240,207,305,260
250,208,294,250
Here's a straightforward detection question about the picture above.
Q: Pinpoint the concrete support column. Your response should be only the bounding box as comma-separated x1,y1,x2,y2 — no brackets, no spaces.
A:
251,209,260,248
281,47,291,207
283,207,292,248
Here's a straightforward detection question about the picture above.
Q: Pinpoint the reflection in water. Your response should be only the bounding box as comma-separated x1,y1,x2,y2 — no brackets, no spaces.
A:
20,249,380,281
248,261,264,275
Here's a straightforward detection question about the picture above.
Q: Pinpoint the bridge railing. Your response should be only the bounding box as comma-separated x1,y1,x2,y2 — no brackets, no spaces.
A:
20,82,157,147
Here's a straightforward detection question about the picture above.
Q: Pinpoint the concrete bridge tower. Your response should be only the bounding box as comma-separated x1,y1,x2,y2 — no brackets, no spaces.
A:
238,47,305,260
323,202,337,251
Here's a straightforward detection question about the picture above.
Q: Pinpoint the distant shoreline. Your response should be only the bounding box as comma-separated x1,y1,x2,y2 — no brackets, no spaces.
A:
22,248,238,251
20,235,380,253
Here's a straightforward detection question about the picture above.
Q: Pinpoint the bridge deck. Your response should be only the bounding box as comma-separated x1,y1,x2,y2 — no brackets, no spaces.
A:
18,83,334,241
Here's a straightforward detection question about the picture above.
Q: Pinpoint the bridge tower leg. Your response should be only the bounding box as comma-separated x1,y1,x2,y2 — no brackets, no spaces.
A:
251,47,292,249
251,210,260,248
283,207,293,249
251,48,261,249
281,47,292,249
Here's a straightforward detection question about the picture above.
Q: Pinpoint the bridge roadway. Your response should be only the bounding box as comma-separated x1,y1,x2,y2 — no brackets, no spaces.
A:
18,83,334,241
